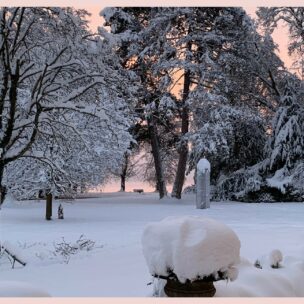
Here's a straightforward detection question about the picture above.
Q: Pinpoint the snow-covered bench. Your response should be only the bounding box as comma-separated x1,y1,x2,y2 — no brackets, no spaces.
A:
133,189,144,193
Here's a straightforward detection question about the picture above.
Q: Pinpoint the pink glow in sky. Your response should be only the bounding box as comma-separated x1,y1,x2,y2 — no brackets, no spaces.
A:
86,6,293,70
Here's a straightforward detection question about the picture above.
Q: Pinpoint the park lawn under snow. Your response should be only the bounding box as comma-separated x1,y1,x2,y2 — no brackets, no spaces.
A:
0,192,304,297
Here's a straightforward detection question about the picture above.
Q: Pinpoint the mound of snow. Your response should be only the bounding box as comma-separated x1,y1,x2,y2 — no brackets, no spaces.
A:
197,158,211,172
0,281,50,297
2,193,17,206
269,249,283,268
216,256,304,297
142,216,240,283
255,249,283,269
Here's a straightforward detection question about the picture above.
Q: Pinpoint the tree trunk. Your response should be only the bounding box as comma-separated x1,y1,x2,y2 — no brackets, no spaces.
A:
0,163,7,206
147,117,167,199
120,153,128,192
120,174,126,192
45,193,52,220
171,69,191,199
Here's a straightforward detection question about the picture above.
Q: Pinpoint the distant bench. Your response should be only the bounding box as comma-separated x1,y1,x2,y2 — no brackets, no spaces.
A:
133,189,144,194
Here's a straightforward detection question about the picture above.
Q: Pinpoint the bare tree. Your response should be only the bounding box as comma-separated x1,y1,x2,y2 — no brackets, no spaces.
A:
0,7,133,203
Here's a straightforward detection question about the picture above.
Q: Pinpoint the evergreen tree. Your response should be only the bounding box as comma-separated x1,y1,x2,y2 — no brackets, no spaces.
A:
262,78,304,200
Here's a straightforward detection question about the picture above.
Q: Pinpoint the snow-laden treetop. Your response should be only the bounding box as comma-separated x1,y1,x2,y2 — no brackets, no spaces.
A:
142,216,240,283
197,158,211,173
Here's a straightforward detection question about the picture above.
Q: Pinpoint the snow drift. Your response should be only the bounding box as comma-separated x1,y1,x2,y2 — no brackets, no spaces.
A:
0,281,50,297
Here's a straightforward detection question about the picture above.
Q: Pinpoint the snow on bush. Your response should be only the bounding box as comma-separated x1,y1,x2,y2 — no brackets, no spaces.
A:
255,249,283,269
0,281,50,297
142,216,241,283
270,249,283,268
215,163,263,201
53,235,97,264
266,169,292,194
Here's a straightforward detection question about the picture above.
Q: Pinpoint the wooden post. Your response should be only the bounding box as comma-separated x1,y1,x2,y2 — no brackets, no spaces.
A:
58,203,64,219
46,193,52,220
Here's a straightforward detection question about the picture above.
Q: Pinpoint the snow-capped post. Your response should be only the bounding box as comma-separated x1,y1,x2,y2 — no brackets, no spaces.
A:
45,192,52,221
196,158,211,209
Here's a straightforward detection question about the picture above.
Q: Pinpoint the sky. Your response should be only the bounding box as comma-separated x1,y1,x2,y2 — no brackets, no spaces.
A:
85,6,293,70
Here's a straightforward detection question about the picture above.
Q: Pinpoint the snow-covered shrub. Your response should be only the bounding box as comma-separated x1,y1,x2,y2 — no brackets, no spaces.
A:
216,255,304,297
188,103,266,183
53,235,97,264
216,162,304,202
260,81,304,201
264,163,304,201
142,216,241,283
182,185,196,194
254,249,283,269
254,259,262,269
215,163,264,201
270,249,283,269
264,82,304,165
218,80,304,202
290,162,304,197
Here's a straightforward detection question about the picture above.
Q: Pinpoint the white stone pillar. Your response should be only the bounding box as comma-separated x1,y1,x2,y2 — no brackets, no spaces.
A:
196,158,211,209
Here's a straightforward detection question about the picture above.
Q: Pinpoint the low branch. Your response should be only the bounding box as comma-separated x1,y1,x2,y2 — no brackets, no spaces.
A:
1,246,26,268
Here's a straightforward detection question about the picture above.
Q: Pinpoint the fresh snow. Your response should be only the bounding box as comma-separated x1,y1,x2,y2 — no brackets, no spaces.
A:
266,168,292,193
0,192,304,297
269,249,283,268
1,240,27,264
142,216,240,282
0,281,50,297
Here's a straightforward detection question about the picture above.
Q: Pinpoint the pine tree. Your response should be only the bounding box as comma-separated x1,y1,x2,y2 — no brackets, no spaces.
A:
262,78,304,200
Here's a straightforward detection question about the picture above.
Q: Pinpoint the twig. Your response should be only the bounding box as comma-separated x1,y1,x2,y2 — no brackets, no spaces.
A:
1,247,26,268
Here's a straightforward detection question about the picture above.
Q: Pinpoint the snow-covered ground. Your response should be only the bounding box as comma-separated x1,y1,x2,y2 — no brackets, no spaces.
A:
0,192,304,297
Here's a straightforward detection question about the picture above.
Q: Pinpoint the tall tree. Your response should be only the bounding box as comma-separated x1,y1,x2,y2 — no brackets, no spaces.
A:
216,73,304,202
188,14,285,182
141,8,272,198
0,7,133,202
100,8,169,198
101,8,253,198
258,7,304,61
262,77,304,198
